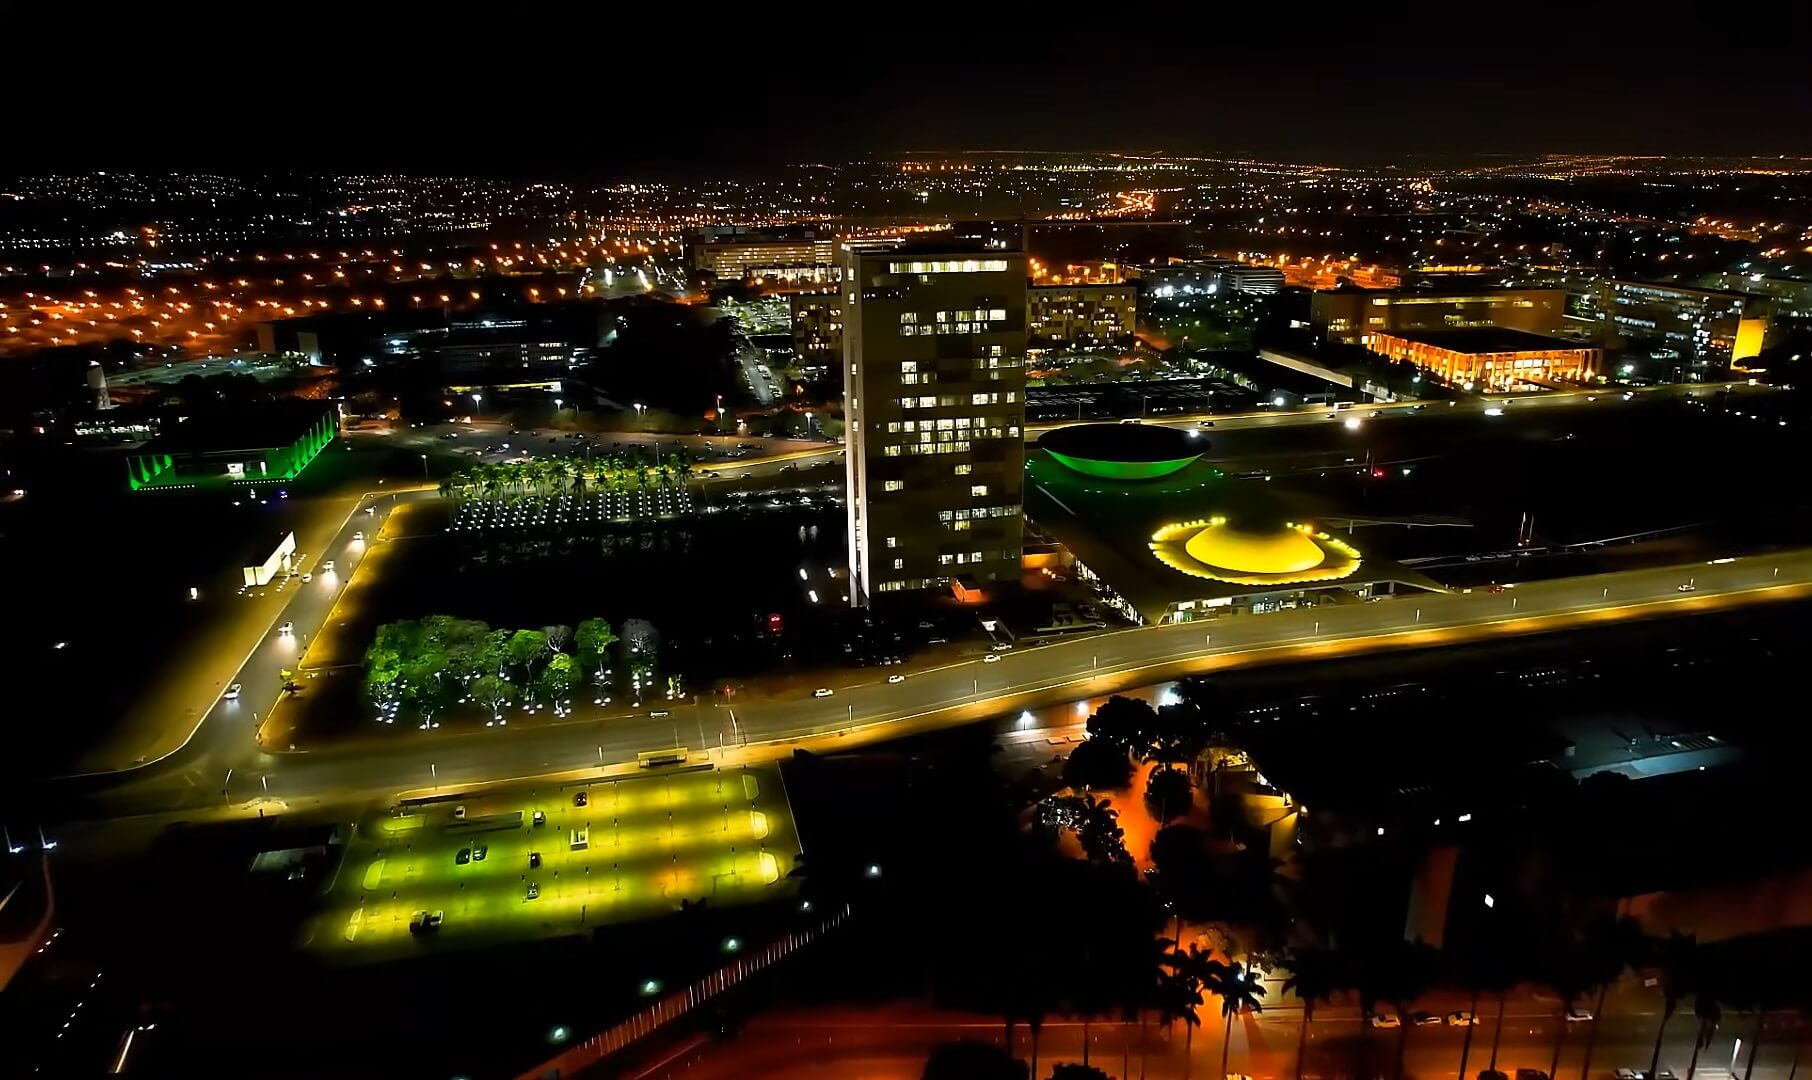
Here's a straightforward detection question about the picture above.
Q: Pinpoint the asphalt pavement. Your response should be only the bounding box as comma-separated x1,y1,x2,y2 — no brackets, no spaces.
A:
57,539,1812,827
34,383,1797,828
638,983,1806,1080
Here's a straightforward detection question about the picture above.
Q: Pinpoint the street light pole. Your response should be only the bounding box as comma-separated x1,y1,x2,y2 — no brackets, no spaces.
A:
420,454,430,482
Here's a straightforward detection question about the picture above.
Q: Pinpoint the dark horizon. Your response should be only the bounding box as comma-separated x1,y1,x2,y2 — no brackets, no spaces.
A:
9,4,1811,174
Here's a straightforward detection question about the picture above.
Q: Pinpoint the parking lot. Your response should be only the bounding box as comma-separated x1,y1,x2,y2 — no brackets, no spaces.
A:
309,765,798,958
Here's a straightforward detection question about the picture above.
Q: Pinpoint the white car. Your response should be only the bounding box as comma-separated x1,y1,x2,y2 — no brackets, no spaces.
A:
1446,1011,1479,1027
322,560,335,572
224,683,241,700
278,622,294,636
301,572,312,583
983,654,1001,663
1677,583,1697,593
1368,1012,1401,1029
887,674,906,684
1565,1008,1595,1023
990,643,1013,652
813,687,834,698
353,531,364,542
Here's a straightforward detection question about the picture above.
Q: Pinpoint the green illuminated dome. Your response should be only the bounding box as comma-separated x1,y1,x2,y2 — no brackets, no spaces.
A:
1038,423,1205,480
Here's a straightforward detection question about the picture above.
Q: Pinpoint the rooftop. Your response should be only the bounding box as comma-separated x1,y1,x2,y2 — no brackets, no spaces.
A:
1378,328,1592,354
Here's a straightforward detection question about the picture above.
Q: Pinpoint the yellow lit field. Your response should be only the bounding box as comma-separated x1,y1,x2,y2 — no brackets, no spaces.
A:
303,766,798,958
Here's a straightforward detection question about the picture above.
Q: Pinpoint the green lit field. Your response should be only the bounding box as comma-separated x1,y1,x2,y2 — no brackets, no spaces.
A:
306,765,798,959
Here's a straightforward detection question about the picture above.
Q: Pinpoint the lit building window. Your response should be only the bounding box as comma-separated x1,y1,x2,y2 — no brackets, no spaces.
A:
887,259,1009,274
883,480,904,492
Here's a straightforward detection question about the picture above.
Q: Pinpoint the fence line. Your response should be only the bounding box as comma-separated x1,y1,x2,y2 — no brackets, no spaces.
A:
517,904,851,1080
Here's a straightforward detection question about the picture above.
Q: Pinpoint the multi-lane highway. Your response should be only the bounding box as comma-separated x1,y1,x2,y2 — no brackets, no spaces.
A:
63,531,1812,824
34,381,1791,826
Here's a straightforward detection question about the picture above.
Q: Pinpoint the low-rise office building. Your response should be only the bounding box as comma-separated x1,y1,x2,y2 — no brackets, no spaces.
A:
1369,328,1598,390
1310,287,1567,348
1028,282,1136,351
788,290,843,368
1599,279,1773,376
1219,264,1285,295
689,228,839,284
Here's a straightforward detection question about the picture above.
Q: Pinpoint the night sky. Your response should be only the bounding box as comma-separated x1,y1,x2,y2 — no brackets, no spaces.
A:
9,4,1811,173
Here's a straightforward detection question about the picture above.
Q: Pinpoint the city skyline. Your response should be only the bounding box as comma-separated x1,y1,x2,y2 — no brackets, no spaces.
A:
9,14,1812,1075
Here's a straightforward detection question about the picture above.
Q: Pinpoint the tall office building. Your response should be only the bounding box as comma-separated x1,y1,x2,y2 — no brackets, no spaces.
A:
842,247,1029,605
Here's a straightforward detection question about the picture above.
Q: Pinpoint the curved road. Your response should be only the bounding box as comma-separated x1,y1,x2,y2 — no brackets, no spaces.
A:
29,381,1790,826
56,542,1812,824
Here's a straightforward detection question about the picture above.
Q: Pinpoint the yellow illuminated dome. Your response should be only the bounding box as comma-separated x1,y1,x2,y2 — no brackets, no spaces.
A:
1184,525,1325,575
1150,518,1362,586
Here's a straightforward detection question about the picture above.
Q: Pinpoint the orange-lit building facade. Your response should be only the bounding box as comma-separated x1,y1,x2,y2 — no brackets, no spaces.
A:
1369,328,1598,390
1311,287,1567,348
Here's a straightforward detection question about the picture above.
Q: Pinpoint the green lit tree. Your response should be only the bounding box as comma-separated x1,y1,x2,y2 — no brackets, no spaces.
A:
537,653,577,709
471,674,513,722
506,629,549,681
475,629,512,678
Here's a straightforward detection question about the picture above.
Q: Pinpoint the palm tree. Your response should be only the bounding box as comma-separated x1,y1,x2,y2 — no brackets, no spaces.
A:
1208,960,1267,1080
1156,967,1204,1080
1577,916,1645,1080
1488,986,1514,1072
1740,1006,1768,1080
1684,992,1721,1080
1117,934,1173,1080
1283,948,1343,1080
1379,942,1436,1080
1028,1006,1046,1080
1650,933,1698,1079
